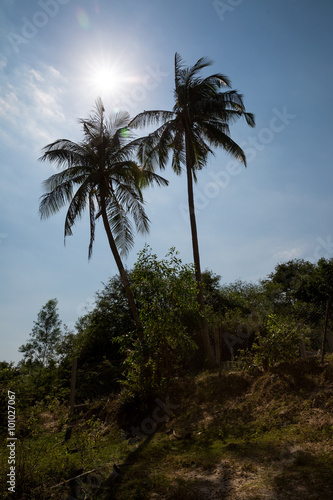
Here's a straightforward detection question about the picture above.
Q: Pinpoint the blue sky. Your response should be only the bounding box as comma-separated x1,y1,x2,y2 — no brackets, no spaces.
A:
1,0,333,363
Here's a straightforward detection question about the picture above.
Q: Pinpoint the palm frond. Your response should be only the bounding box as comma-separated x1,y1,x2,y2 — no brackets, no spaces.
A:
109,133,140,163
181,56,213,90
199,121,231,147
129,110,174,129
188,130,213,172
136,121,176,171
196,91,255,129
199,118,230,136
174,52,186,90
114,181,150,233
107,111,131,136
117,184,150,237
42,168,89,192
138,169,169,189
39,179,74,219
106,198,135,257
208,129,247,165
201,73,232,88
95,96,105,117
243,111,255,128
39,140,86,169
169,128,186,175
190,56,213,75
64,180,91,237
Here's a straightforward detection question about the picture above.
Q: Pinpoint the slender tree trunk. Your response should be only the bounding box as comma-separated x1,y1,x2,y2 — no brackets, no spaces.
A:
41,334,48,369
100,198,143,339
321,299,331,364
185,136,204,309
185,134,216,366
69,358,77,415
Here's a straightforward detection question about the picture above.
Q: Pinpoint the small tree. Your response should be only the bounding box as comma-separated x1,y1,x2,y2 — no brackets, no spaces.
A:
120,246,199,395
238,314,309,371
58,276,135,400
19,299,62,368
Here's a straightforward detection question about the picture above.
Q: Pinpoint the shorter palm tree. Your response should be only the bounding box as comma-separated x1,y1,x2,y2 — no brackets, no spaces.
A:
39,98,168,333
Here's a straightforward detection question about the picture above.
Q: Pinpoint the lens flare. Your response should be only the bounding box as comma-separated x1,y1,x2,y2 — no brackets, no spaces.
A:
77,9,90,30
120,128,130,138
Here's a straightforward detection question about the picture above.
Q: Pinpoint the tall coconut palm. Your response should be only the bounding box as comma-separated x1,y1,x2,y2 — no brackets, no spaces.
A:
39,98,168,334
130,53,255,315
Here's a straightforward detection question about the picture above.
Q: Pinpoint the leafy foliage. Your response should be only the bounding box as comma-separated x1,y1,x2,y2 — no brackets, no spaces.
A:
262,258,333,311
67,276,135,400
3,251,333,499
239,314,309,371
120,246,200,396
19,299,62,368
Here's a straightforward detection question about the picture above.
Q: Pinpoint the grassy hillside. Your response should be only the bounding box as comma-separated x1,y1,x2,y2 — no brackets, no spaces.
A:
1,356,333,499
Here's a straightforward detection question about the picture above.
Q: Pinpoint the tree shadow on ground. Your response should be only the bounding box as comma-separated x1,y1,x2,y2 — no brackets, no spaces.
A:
222,439,333,500
272,450,333,500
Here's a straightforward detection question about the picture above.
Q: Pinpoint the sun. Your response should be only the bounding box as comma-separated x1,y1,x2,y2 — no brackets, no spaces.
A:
91,67,119,96
80,54,125,99
77,50,138,104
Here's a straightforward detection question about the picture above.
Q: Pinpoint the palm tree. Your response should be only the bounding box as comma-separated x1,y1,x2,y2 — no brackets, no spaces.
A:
130,53,255,315
39,98,168,334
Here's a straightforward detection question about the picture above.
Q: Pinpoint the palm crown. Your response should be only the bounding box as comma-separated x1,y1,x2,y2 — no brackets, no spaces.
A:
39,98,167,258
131,53,255,177
39,98,168,331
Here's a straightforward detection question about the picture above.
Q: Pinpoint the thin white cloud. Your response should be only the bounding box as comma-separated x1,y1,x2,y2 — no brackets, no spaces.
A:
0,62,68,152
28,68,45,83
273,248,303,261
0,55,7,70
0,126,19,150
48,65,65,82
32,87,65,121
0,90,20,121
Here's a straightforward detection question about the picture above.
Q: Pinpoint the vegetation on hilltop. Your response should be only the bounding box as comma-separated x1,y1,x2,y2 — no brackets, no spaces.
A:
1,252,333,498
1,356,333,499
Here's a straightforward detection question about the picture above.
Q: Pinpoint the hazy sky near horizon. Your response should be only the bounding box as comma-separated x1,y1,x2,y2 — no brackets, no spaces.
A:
1,0,333,363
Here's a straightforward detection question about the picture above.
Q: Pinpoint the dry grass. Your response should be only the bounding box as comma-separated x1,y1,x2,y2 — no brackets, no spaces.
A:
93,356,333,499
2,356,333,499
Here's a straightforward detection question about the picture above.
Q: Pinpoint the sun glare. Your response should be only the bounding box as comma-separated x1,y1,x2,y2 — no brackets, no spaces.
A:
91,67,119,96
77,50,140,106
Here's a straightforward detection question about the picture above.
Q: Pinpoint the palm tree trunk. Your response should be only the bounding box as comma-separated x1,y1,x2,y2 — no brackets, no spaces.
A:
100,198,143,339
185,134,204,308
185,135,216,366
186,163,204,308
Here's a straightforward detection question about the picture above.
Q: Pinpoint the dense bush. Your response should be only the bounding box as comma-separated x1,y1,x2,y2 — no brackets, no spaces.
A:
238,314,310,370
119,246,200,397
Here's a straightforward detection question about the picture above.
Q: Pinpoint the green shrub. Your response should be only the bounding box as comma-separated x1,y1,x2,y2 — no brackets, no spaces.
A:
119,246,199,396
238,314,309,370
